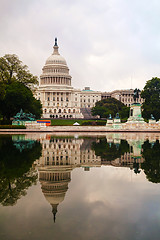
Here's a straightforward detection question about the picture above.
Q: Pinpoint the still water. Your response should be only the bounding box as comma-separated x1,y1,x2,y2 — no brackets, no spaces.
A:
0,133,160,240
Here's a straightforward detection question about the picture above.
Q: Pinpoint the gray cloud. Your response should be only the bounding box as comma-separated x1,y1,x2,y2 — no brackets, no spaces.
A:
0,0,160,91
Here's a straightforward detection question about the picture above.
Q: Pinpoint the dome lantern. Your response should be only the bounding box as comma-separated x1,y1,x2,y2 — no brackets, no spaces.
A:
53,38,59,55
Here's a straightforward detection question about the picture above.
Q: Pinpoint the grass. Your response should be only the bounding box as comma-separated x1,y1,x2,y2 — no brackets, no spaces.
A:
50,119,106,126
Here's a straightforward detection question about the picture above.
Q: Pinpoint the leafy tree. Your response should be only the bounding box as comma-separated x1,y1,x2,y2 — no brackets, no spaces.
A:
0,82,5,101
0,81,42,120
0,54,38,87
141,77,160,120
91,97,129,119
141,140,160,183
0,135,42,206
92,138,130,162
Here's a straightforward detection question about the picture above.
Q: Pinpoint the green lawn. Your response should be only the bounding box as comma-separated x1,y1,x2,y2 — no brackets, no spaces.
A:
50,119,106,126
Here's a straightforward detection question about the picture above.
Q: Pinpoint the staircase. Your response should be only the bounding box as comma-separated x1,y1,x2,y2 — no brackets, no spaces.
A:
80,108,95,119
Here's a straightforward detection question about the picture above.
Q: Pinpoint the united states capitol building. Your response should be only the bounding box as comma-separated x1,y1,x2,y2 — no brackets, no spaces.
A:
35,39,143,119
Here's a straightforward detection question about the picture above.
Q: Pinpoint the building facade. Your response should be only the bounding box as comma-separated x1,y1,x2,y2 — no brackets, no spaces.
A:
35,39,143,118
102,89,143,107
35,39,101,118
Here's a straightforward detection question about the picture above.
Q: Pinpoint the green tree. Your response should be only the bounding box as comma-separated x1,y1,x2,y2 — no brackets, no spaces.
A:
0,135,42,206
141,140,160,183
0,54,42,120
0,81,42,120
141,77,160,120
91,98,129,119
0,54,38,87
0,82,5,101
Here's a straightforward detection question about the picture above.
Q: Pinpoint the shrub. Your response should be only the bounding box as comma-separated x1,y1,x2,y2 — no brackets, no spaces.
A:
81,121,106,126
0,125,26,129
0,120,12,125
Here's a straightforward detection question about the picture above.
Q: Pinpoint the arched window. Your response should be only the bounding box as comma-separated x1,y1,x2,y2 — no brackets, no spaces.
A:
73,109,75,113
58,109,61,113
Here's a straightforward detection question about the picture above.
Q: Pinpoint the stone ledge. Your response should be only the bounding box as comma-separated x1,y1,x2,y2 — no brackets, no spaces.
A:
0,126,160,133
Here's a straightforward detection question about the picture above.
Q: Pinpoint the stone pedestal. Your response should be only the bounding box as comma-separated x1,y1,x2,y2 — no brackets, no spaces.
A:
127,103,145,123
124,103,147,130
114,118,121,123
106,119,113,124
149,119,156,124
12,120,26,126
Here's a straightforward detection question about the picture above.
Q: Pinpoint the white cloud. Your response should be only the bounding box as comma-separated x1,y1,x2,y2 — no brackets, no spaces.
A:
0,0,160,91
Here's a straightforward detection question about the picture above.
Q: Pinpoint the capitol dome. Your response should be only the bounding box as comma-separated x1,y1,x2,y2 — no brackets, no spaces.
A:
40,38,72,87
45,52,67,66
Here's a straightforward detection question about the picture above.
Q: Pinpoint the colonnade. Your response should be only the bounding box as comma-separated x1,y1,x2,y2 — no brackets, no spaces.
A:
41,76,71,85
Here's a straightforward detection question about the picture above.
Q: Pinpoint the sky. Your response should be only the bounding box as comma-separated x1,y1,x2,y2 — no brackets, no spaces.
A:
0,0,160,92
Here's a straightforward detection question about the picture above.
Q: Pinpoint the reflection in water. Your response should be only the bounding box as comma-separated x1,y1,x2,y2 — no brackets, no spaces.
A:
1,133,160,239
35,133,160,221
92,138,130,163
142,140,160,183
37,137,101,221
36,135,149,220
0,135,42,206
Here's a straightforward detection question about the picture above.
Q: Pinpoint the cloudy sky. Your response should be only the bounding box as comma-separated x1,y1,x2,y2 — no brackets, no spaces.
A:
0,0,160,91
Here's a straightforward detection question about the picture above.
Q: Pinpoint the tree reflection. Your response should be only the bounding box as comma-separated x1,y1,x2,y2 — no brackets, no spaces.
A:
142,140,160,183
133,162,141,174
92,138,130,162
0,135,42,206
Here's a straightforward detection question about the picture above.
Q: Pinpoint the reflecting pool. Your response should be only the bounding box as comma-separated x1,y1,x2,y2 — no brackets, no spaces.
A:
0,133,160,240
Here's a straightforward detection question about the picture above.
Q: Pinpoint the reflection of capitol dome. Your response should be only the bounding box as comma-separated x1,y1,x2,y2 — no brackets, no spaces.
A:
40,38,72,87
39,167,71,222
